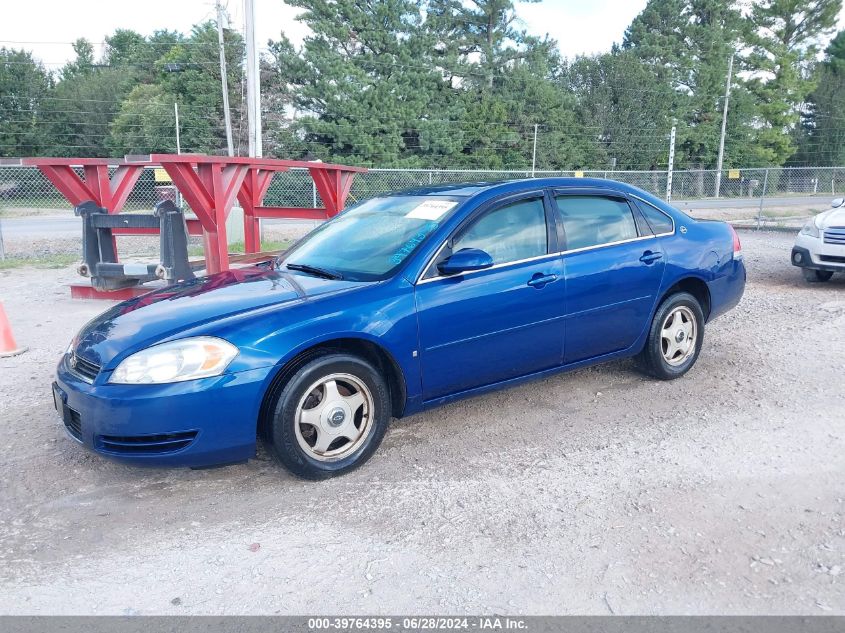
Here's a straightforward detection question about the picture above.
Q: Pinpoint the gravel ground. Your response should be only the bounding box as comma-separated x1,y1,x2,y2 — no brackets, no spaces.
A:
0,230,843,615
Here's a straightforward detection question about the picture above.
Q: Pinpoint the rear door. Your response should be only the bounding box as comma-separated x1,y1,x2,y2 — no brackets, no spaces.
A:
553,190,666,364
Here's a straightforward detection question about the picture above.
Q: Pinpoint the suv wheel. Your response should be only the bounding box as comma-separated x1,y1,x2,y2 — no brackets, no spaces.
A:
802,268,833,282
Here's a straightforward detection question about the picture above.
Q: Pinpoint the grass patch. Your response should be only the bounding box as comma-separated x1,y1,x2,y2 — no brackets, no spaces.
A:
0,254,78,270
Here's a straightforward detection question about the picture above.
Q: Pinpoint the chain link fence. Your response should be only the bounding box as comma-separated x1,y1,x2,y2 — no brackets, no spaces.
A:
2,164,843,220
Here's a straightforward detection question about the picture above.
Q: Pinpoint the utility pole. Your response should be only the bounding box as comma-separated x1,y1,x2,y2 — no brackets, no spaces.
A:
714,54,734,198
531,124,538,177
666,125,676,202
216,0,234,156
244,0,262,157
174,102,181,154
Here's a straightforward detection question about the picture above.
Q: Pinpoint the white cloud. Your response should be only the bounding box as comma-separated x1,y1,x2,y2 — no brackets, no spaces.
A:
514,0,647,59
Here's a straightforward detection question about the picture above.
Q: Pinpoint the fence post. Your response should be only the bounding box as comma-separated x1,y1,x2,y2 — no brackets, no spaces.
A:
756,168,769,230
429,171,432,185
312,180,317,208
666,125,676,202
0,217,5,261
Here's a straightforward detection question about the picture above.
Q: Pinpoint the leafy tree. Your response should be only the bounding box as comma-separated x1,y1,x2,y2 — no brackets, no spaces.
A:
40,39,135,157
155,21,244,154
623,0,749,178
746,0,842,164
792,30,845,165
563,51,677,171
110,84,179,153
0,48,53,156
268,0,461,166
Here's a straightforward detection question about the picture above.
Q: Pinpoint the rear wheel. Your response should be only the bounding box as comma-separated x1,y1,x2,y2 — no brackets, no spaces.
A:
637,292,704,380
267,353,391,479
802,268,833,282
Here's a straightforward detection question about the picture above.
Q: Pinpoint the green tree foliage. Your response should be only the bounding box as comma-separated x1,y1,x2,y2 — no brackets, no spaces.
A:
0,48,52,156
1,0,844,169
563,51,676,171
153,22,244,154
746,0,842,164
40,39,137,157
623,0,748,172
267,0,461,166
793,30,845,165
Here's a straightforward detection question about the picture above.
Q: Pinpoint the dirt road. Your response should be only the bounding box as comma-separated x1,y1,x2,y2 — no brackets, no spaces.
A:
0,231,843,615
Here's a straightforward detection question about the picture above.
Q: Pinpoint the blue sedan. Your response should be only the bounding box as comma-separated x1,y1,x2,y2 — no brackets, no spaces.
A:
53,178,746,479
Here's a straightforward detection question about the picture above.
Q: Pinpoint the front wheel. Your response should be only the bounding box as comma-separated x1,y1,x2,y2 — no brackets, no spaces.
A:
802,268,833,282
636,292,705,380
267,353,391,479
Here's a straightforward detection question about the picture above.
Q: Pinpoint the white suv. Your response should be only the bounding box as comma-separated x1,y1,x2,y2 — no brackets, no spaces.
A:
792,198,845,282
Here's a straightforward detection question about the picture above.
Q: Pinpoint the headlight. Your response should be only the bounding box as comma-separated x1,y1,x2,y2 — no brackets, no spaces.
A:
110,336,239,384
800,220,820,238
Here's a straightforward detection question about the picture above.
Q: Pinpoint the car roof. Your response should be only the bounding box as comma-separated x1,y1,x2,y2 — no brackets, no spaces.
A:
398,177,645,199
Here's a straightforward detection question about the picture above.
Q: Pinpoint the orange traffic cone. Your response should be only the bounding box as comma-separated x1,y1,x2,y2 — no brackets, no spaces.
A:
0,302,27,357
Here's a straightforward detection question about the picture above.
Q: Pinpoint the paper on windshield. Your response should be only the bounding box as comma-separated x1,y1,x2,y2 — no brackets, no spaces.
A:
405,200,457,221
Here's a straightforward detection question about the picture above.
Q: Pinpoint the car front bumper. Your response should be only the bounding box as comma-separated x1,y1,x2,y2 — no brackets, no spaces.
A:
792,233,845,272
54,354,274,468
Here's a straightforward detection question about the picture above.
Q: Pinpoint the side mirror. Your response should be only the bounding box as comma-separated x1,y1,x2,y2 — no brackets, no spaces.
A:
437,248,494,276
832,198,844,208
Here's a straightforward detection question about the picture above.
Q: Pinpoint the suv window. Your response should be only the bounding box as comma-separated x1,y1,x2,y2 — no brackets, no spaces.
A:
635,199,675,234
452,197,548,266
555,195,638,250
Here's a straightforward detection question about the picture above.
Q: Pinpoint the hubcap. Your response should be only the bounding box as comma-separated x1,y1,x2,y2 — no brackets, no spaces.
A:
294,373,374,462
660,306,697,367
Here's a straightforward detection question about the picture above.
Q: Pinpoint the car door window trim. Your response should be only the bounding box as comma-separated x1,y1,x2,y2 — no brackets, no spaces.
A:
416,189,676,285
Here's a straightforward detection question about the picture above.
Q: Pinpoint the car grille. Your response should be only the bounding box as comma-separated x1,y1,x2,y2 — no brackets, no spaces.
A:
823,227,845,246
819,254,845,264
70,353,100,382
96,431,198,455
65,408,83,440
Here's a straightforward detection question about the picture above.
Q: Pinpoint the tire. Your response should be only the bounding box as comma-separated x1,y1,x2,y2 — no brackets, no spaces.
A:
636,292,705,381
802,268,833,282
267,353,391,480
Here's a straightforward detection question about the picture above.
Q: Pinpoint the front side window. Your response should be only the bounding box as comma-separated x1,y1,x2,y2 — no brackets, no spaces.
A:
451,197,548,266
555,195,638,250
280,196,461,281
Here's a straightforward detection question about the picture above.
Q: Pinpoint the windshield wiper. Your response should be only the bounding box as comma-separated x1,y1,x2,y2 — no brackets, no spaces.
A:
285,262,343,280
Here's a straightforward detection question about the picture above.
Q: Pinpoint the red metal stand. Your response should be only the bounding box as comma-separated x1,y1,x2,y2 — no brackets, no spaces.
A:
10,154,366,297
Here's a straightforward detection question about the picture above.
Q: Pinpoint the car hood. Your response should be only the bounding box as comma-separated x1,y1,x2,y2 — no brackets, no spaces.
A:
73,265,363,368
817,207,845,229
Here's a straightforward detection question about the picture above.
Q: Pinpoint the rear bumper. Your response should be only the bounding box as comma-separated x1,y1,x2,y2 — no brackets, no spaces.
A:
53,354,273,468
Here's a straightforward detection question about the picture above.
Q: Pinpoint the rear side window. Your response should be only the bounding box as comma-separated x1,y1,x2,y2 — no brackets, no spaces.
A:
635,200,675,235
453,197,548,265
554,195,638,250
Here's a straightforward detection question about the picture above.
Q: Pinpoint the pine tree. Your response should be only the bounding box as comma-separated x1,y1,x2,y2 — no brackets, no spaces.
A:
746,0,842,164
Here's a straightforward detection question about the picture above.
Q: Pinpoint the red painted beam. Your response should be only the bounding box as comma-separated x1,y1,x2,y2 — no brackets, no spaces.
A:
253,207,330,220
70,284,153,301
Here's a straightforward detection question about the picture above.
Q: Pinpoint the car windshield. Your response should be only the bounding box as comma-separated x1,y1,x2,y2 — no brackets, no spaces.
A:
279,195,461,281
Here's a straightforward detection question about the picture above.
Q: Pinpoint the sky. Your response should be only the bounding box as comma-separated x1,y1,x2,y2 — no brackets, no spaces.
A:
0,0,650,68
3,0,845,70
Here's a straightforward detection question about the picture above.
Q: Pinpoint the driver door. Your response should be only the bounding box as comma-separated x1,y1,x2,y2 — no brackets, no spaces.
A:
414,192,566,401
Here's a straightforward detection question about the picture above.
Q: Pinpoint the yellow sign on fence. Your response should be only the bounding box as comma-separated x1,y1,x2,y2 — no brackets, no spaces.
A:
154,168,172,183
728,169,740,180
574,171,584,178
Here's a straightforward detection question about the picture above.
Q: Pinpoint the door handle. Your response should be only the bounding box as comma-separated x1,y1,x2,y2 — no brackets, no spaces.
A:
527,273,557,288
639,251,663,264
